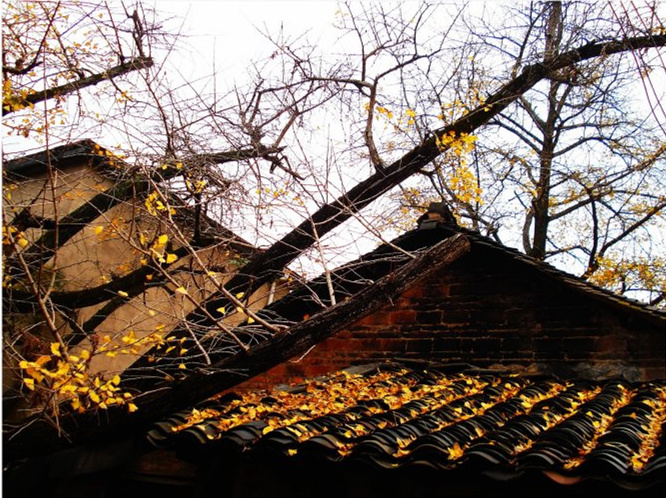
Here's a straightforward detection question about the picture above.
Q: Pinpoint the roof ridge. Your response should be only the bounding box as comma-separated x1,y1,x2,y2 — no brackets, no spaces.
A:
447,224,666,321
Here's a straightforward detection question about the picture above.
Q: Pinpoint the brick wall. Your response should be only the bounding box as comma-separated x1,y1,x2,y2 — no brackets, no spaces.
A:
238,244,665,390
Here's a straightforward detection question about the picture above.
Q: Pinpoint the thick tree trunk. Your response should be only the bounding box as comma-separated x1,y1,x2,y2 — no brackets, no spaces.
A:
527,1,562,260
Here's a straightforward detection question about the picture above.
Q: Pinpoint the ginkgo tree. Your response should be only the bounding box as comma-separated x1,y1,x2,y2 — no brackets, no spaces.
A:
2,0,666,464
384,1,666,306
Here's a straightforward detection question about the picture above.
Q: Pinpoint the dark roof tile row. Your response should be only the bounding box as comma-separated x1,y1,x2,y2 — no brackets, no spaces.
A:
147,364,666,490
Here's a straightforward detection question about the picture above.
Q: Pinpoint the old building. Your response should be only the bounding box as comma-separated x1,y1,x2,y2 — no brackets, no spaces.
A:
4,201,664,497
3,140,289,408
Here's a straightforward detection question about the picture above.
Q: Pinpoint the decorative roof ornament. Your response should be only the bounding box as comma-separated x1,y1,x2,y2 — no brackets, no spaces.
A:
417,202,457,230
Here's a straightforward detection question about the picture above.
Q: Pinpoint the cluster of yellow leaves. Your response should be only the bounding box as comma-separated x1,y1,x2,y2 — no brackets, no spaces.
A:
145,191,175,217
436,80,491,123
93,216,127,242
253,181,305,212
92,143,126,169
145,191,176,216
446,165,483,205
137,232,178,266
563,384,634,470
98,329,171,359
2,225,29,249
363,102,419,129
19,342,137,414
435,131,483,205
2,79,34,113
258,186,288,199
2,78,66,139
185,178,207,194
2,225,30,288
435,131,478,157
629,386,666,471
588,256,665,305
384,187,441,232
3,1,123,140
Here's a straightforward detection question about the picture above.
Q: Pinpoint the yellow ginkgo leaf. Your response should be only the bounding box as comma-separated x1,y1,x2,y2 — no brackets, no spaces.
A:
157,234,168,245
23,378,35,390
165,253,178,264
128,403,138,413
51,342,61,357
17,237,29,248
117,290,129,298
247,316,255,324
112,375,121,386
94,226,104,235
175,286,187,294
216,307,227,315
236,292,245,299
178,363,186,370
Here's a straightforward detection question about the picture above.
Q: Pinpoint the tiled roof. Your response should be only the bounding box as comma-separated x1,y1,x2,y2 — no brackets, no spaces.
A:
147,363,666,491
250,222,665,337
3,139,106,177
455,226,666,324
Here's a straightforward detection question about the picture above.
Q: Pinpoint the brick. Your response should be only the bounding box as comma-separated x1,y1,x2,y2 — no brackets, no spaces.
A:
533,338,564,360
441,310,471,324
502,351,534,361
377,339,406,352
501,336,531,350
595,335,627,353
448,282,481,296
405,338,433,354
355,311,392,327
561,337,597,359
471,338,501,355
401,285,426,299
389,310,418,324
415,311,442,325
433,337,461,352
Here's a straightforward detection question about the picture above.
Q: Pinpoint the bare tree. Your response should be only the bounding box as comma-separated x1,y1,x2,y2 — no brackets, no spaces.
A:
3,0,665,463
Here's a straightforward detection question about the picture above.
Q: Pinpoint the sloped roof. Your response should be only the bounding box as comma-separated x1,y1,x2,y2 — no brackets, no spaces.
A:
452,224,666,325
3,139,106,178
252,219,665,331
147,362,666,492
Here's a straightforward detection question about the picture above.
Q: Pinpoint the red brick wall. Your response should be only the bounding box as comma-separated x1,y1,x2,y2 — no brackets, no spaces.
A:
238,246,666,390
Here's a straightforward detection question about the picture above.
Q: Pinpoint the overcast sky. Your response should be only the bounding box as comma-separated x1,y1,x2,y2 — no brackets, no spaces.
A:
157,1,341,79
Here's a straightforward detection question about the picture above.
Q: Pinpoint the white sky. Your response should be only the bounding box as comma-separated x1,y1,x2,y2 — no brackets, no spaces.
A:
156,1,341,77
